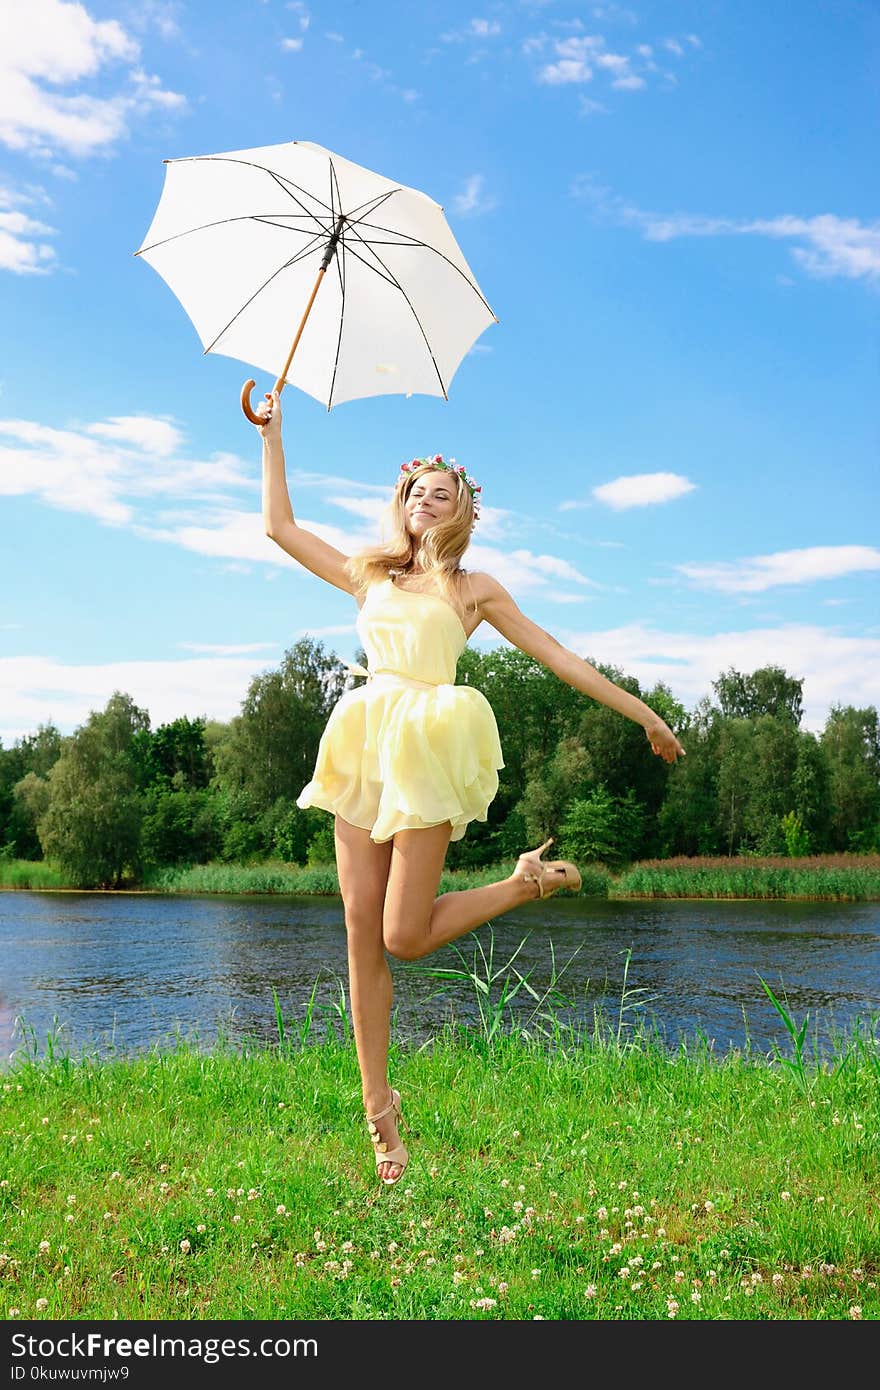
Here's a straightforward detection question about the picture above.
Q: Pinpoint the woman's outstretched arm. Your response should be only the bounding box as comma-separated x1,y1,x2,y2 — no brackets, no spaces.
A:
257,391,356,594
475,572,685,763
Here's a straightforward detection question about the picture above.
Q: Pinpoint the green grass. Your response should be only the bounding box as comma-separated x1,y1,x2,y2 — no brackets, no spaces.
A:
4,854,878,900
2,966,878,1322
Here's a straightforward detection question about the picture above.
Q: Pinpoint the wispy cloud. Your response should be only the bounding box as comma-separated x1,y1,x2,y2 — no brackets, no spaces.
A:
590,472,697,510
558,621,880,734
0,0,185,159
451,173,497,217
4,618,873,746
532,28,694,90
572,176,880,284
0,414,252,526
467,541,598,599
442,18,502,43
0,186,57,273
677,545,880,594
178,642,278,655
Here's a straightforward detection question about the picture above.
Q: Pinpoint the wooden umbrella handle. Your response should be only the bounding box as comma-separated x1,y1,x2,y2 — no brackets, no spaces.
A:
240,380,263,425
239,214,345,426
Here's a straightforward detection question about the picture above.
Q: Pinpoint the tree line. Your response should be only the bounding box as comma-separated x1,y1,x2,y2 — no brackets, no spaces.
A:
1,638,878,888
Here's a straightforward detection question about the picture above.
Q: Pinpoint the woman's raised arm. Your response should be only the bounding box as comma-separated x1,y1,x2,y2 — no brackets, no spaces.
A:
475,572,685,764
257,391,356,595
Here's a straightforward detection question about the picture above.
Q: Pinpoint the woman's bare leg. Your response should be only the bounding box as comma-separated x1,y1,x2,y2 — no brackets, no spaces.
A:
333,816,404,1183
381,823,542,962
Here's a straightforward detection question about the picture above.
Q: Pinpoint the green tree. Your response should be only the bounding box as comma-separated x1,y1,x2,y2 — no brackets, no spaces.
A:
557,786,645,869
715,719,753,855
781,811,811,857
820,705,880,851
712,665,804,725
9,771,52,860
791,731,831,852
131,716,214,793
657,697,721,855
212,639,348,814
140,788,222,868
38,692,150,888
742,715,801,853
0,723,63,854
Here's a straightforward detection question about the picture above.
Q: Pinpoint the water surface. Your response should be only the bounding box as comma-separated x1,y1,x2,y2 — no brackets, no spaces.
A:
1,891,878,1062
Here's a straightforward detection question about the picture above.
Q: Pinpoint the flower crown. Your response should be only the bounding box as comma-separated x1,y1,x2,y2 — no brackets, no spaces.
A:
398,454,482,521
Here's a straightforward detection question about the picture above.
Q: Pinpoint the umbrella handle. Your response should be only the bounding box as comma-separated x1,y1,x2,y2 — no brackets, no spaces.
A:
240,379,265,426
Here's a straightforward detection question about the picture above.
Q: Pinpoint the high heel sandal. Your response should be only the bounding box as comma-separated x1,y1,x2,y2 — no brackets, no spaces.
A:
515,837,582,899
366,1088,409,1187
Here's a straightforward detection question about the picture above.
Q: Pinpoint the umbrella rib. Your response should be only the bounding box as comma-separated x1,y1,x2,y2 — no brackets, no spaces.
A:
137,213,332,256
330,236,405,291
326,205,347,412
201,232,328,355
341,222,449,401
348,215,496,317
175,155,336,229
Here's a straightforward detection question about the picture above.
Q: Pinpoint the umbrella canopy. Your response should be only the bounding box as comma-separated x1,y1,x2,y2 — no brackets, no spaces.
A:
135,139,497,413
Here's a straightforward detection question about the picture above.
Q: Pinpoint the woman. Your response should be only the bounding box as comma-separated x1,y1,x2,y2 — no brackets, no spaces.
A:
257,391,684,1187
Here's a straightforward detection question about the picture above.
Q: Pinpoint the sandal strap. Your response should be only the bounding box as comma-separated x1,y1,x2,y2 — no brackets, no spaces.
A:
366,1087,401,1125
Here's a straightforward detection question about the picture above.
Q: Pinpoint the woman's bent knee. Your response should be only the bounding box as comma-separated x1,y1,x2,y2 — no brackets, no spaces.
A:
382,917,429,961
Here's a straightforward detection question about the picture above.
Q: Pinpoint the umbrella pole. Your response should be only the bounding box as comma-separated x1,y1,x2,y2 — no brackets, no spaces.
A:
241,214,346,424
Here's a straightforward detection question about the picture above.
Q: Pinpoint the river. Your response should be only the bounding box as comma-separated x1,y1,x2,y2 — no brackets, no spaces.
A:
2,891,878,1063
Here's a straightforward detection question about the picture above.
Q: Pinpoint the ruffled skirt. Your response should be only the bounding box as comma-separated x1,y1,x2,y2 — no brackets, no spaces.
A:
297,677,503,843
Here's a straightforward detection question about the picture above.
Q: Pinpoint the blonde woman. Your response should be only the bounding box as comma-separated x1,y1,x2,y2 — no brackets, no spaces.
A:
257,391,684,1187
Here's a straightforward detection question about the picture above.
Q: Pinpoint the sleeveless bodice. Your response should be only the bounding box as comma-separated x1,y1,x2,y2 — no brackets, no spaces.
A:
357,577,466,685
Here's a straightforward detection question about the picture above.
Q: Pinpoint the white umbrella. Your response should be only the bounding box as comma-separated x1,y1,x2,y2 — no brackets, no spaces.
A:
135,139,498,420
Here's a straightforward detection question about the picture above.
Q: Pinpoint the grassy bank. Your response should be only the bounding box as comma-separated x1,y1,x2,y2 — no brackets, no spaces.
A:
2,854,879,900
1,980,878,1323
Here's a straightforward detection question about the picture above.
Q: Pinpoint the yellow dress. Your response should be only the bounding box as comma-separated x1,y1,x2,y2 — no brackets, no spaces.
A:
297,576,503,842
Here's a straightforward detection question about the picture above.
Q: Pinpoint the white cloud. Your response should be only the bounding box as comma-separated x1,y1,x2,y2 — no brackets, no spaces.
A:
470,19,501,38
281,37,303,52
572,178,880,284
466,541,598,598
508,550,599,586
593,472,697,509
451,173,497,217
5,618,870,745
677,545,880,594
178,642,278,655
540,57,594,85
0,651,264,745
0,201,57,273
326,495,390,522
86,416,184,457
0,0,184,158
559,621,880,733
0,415,253,526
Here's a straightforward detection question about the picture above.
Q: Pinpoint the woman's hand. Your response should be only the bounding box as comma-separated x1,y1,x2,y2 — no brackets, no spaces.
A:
255,389,282,441
645,718,686,764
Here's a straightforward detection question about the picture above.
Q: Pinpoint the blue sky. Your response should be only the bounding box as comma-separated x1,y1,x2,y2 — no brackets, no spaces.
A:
2,0,878,747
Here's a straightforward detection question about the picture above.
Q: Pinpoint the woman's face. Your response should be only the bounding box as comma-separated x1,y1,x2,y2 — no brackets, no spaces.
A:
404,470,459,538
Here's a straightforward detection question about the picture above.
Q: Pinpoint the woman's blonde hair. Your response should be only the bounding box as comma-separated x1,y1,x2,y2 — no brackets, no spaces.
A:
345,462,476,609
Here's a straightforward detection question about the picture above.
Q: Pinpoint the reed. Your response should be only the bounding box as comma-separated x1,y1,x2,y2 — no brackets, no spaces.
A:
0,858,66,890
3,854,879,901
613,854,880,901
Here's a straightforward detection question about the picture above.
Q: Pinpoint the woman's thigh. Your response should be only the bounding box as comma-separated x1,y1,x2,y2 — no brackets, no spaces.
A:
334,816,393,937
382,822,453,954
